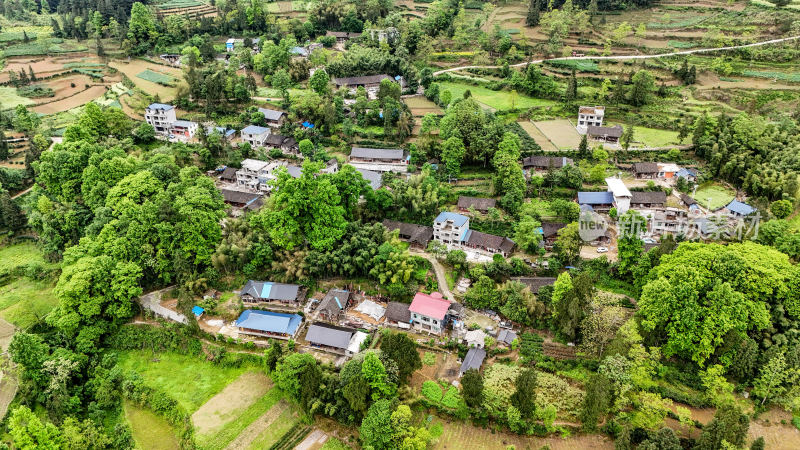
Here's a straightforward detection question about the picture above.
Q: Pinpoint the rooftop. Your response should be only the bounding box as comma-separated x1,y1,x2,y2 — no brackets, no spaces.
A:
305,322,355,350
631,191,667,205
633,162,659,174
577,191,614,205
241,125,270,135
434,211,469,227
409,292,451,320
579,105,605,115
333,74,391,86
240,280,300,301
385,301,411,323
172,119,196,128
459,347,486,376
350,147,404,160
463,230,515,253
240,158,271,171
497,329,517,345
511,277,557,294
606,177,632,198
588,125,623,138
317,289,350,316
147,103,174,111
521,156,572,169
457,196,497,212
727,200,755,216
258,107,286,122
356,167,383,190
235,310,302,335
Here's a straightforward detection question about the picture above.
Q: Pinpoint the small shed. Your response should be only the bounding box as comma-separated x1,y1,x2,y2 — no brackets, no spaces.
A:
497,329,517,346
192,306,205,318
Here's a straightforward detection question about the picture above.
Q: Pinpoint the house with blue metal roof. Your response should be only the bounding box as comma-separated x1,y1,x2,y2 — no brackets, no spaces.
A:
240,280,303,305
577,191,615,212
235,310,303,339
241,125,271,148
433,212,470,244
725,200,755,217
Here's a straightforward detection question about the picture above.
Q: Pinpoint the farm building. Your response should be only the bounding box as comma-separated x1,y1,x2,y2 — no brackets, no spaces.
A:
382,220,433,249
409,292,451,335
457,196,497,213
325,30,362,43
333,74,393,98
305,323,364,356
540,222,565,249
219,167,237,183
677,168,698,182
262,134,300,156
658,163,681,179
348,147,408,172
317,289,350,322
606,177,632,215
511,277,557,294
240,280,303,304
220,189,262,210
725,200,756,217
521,156,573,171
630,191,667,209
235,310,302,340
459,347,486,377
587,125,623,144
384,302,411,329
207,126,237,140
170,120,198,140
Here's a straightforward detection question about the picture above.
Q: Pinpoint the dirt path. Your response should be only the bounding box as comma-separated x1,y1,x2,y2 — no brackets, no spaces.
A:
10,186,32,200
411,250,454,301
192,372,272,435
294,429,329,450
433,35,800,76
223,400,289,450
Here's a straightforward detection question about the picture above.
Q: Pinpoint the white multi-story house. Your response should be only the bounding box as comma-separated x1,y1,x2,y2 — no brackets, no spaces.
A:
433,212,470,245
145,103,177,135
577,105,605,133
170,120,198,140
240,125,271,148
236,159,270,190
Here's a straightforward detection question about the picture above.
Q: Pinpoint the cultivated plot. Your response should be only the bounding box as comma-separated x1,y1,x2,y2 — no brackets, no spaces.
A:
533,119,582,149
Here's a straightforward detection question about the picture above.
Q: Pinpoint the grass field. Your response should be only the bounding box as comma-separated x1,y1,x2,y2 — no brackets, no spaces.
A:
124,401,180,450
0,86,34,109
0,243,51,273
246,403,301,449
692,183,736,210
0,279,58,329
196,389,288,450
608,123,682,147
321,438,352,450
437,81,555,111
116,350,256,413
136,69,176,86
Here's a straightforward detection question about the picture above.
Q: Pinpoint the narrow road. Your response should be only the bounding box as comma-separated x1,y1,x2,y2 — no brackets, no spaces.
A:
411,250,454,302
432,35,800,76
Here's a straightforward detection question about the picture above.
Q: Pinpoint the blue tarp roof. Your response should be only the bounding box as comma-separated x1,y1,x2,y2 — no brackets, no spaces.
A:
578,191,614,205
235,310,302,335
302,121,315,129
192,306,204,317
434,211,469,227
676,168,697,179
726,200,755,215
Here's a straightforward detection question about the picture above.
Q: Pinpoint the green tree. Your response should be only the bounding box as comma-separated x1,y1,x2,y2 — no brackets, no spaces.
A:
8,405,62,449
124,2,157,55
553,222,581,264
511,368,537,420
578,133,589,158
461,368,484,408
441,136,466,180
753,353,793,406
620,125,634,151
552,272,594,342
513,215,543,254
250,160,346,251
272,68,292,108
526,0,540,27
380,332,422,384
464,275,499,310
579,373,612,431
628,70,655,107
274,353,321,412
309,68,331,96
770,199,793,219
360,399,395,450
695,405,749,450
493,133,526,213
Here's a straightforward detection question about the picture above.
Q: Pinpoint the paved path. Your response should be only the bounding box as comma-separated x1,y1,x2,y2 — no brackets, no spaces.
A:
411,250,454,301
294,429,329,450
432,35,800,76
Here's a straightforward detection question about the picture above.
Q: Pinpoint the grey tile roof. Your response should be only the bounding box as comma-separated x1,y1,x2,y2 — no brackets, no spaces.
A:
511,277,557,294
240,280,300,301
633,162,659,174
305,323,355,350
258,107,286,121
385,301,411,323
459,347,486,376
350,147,404,160
318,289,349,317
457,196,497,212
631,191,667,205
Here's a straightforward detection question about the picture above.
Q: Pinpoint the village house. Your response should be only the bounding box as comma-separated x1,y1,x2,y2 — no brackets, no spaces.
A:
356,168,383,190
457,196,497,213
226,37,260,52
219,167,238,183
540,222,565,249
630,191,667,210
384,302,411,329
305,322,366,356
680,193,701,213
235,310,302,340
576,105,605,133
577,191,614,213
497,329,518,347
650,208,689,235
316,289,350,323
658,163,681,179
220,188,262,210
258,107,287,128
587,125,624,144
459,347,486,377
235,159,281,191
325,30,362,44
433,212,470,245
240,125,271,148
632,162,659,179
382,219,433,249
521,156,573,171
606,177,632,215
677,168,698,182
239,280,303,305
725,200,756,218
366,27,398,43
262,134,300,156
462,230,516,258
159,54,181,67
511,277,557,295
348,147,408,173
170,120,198,140
409,292,451,335
333,74,392,99
207,126,237,141
464,329,487,348
320,158,339,174
144,103,177,135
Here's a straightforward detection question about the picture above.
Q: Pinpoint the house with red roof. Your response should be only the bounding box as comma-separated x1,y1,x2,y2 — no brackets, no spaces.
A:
409,292,451,335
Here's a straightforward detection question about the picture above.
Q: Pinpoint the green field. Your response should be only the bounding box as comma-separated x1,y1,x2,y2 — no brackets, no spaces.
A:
608,123,682,147
245,404,300,449
0,279,58,329
0,243,51,273
116,350,255,413
437,81,556,111
136,69,176,86
124,401,180,450
0,38,87,57
692,183,736,210
197,388,288,450
0,86,35,109
321,438,352,450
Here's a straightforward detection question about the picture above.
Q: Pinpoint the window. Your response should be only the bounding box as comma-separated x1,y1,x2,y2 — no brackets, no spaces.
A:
433,320,438,325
